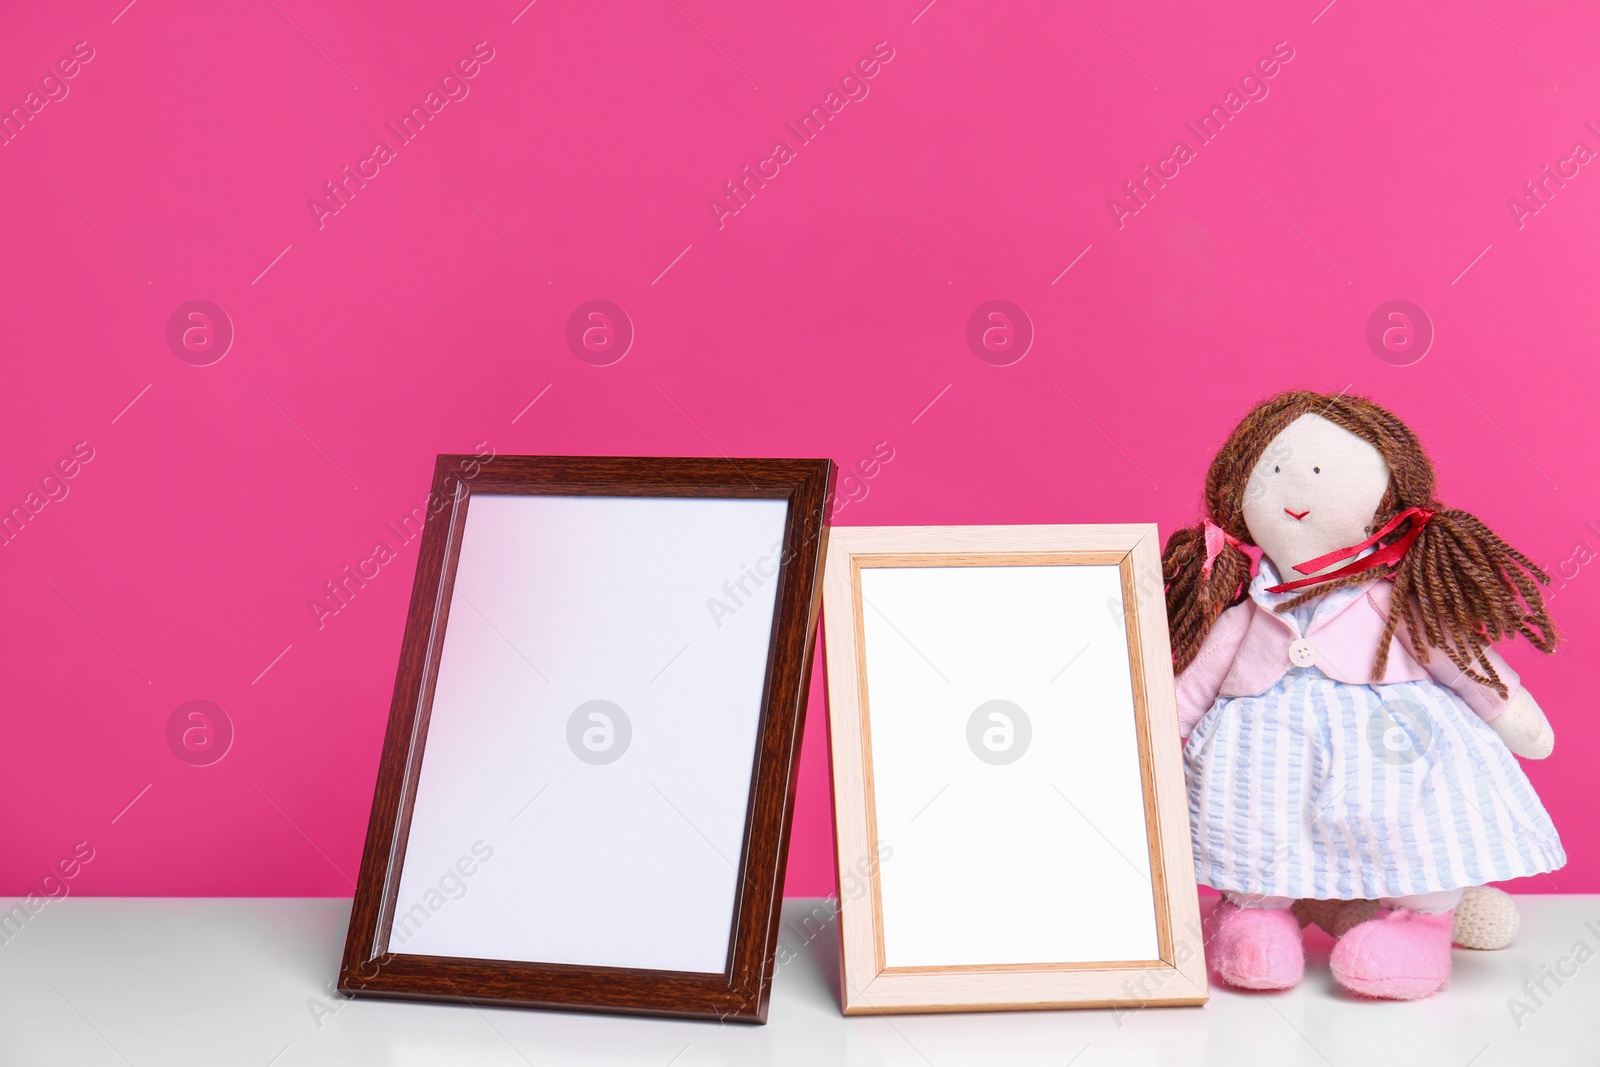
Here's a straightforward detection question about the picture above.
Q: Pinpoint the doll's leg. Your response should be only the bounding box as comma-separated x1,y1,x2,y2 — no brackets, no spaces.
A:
1379,889,1464,914
1209,893,1305,991
1329,889,1460,1000
1291,897,1379,938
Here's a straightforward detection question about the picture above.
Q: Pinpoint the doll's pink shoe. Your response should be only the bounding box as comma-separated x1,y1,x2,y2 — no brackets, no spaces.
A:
1209,902,1305,990
1330,908,1453,1000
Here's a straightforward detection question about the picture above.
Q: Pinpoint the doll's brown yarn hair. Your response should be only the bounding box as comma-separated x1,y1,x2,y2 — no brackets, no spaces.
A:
1162,391,1555,694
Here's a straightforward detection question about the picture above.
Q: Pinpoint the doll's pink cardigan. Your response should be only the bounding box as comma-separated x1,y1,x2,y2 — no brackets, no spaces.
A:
1175,579,1517,740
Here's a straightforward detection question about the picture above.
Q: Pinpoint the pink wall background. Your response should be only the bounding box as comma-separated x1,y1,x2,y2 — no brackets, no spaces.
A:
3,0,1597,899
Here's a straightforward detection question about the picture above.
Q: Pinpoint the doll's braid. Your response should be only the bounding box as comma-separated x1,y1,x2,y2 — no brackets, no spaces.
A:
1163,391,1556,691
1164,391,1314,671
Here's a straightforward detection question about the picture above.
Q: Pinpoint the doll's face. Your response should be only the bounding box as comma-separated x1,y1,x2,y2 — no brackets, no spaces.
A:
1241,414,1391,579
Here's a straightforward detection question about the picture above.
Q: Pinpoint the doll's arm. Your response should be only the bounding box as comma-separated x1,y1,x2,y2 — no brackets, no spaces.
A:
1422,645,1555,759
1175,603,1249,740
1488,687,1554,759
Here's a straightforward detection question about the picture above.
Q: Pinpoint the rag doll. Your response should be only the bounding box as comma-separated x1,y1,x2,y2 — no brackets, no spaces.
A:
1163,391,1563,1000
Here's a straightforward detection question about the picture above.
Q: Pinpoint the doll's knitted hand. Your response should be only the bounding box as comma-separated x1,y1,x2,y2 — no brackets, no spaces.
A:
1489,688,1554,760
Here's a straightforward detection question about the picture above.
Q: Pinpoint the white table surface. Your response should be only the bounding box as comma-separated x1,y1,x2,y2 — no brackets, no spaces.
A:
2,895,1597,1066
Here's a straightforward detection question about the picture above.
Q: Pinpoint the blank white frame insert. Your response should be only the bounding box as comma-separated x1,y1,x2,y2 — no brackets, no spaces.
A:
390,494,790,974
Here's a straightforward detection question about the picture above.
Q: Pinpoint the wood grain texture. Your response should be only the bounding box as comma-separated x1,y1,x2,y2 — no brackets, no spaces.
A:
1118,553,1172,968
338,455,834,1023
822,524,1208,1014
1126,529,1209,997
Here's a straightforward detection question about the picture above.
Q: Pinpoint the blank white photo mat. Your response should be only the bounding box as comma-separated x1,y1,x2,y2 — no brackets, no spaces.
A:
389,493,789,974
859,562,1160,968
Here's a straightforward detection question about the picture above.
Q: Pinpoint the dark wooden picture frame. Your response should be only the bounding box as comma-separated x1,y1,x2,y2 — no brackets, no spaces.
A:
339,454,834,1023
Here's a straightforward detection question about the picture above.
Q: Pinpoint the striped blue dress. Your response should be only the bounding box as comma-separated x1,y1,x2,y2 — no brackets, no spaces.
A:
1184,563,1565,900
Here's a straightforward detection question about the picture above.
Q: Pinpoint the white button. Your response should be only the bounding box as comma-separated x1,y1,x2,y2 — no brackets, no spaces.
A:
1288,638,1317,668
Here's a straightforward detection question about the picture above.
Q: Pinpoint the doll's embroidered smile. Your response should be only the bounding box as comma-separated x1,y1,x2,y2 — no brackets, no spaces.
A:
1284,508,1309,521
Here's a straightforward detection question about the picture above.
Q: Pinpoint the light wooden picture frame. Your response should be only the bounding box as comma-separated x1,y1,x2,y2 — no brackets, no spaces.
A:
822,524,1206,1014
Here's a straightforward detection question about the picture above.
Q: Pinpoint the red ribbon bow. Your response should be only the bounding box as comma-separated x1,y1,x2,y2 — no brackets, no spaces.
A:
1264,507,1436,594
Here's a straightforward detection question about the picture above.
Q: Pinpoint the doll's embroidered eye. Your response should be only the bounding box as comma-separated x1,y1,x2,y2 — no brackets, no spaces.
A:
1273,466,1279,473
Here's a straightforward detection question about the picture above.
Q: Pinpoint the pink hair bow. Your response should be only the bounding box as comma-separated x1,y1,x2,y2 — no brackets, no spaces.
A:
1202,519,1242,578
